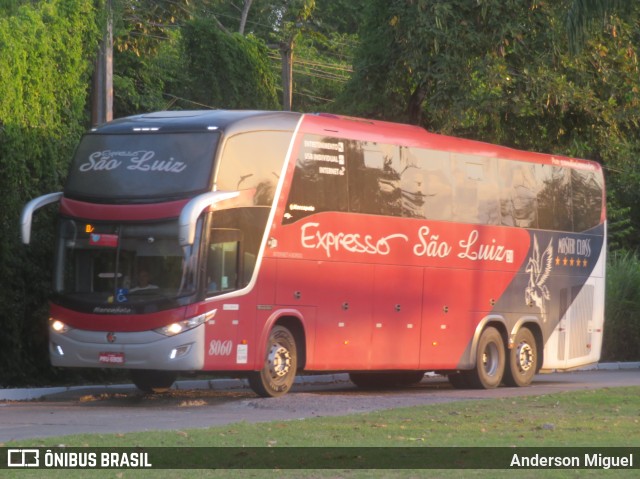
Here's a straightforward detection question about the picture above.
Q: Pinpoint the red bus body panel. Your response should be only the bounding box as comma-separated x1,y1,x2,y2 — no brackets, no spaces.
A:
44,111,606,377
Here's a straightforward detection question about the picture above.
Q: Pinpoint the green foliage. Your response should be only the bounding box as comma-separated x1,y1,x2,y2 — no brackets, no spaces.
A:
341,0,640,251
606,196,635,253
114,29,188,116
0,0,100,386
181,19,279,109
603,253,640,361
287,32,355,111
566,0,636,53
196,0,360,111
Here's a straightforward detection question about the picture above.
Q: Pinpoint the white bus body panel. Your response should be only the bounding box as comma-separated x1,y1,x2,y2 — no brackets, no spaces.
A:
541,230,606,371
49,325,206,371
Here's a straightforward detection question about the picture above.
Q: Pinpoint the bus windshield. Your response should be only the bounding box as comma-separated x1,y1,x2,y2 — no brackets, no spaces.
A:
54,219,199,307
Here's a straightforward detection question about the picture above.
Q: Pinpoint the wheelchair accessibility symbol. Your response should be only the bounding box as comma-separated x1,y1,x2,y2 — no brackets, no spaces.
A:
116,288,128,303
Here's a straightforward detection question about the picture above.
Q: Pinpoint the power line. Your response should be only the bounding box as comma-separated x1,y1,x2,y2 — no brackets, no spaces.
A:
268,62,350,83
162,94,216,110
293,90,335,103
266,53,353,73
292,68,349,82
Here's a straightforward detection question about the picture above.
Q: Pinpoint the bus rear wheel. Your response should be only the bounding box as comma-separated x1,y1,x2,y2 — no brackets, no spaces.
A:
130,369,177,394
503,327,537,387
248,325,298,398
467,326,505,389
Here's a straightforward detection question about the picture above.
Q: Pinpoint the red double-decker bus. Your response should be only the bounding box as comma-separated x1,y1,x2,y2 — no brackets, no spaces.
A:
21,110,606,397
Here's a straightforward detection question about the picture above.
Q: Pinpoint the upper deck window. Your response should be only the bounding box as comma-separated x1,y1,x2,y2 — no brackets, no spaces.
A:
215,130,293,206
65,132,219,202
285,134,604,233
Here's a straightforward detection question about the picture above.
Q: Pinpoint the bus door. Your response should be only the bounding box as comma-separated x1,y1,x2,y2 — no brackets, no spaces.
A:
554,280,600,369
203,228,246,369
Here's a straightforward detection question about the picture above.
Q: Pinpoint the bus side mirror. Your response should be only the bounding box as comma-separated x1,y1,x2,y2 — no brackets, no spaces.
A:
178,191,240,246
20,192,63,244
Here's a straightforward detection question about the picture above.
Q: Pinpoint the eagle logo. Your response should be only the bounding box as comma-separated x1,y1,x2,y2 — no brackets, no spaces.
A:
525,235,554,322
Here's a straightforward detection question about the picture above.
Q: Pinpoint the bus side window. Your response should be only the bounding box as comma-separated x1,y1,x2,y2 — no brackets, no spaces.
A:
405,148,453,221
500,162,538,228
206,229,241,296
348,141,403,217
571,168,603,232
451,154,499,225
536,165,572,231
285,135,349,224
216,131,292,206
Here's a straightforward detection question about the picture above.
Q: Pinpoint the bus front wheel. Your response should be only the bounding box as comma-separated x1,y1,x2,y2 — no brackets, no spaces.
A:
248,325,298,398
130,369,177,393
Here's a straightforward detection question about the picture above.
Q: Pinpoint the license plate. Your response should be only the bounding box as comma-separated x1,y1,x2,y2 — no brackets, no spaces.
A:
99,352,125,364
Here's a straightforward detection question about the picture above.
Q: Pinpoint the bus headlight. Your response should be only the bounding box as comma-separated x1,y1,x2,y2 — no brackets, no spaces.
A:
155,314,206,337
50,319,70,334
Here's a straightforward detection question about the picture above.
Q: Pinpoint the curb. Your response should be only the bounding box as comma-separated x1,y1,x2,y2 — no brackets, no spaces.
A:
1,364,638,402
0,373,351,402
588,361,640,370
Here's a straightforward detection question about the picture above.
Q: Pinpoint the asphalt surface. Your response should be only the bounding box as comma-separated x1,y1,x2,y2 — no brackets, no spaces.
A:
1,363,639,442
2,362,638,402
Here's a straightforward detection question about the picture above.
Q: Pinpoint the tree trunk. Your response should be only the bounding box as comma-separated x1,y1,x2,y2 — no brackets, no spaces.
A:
407,82,427,125
239,0,254,35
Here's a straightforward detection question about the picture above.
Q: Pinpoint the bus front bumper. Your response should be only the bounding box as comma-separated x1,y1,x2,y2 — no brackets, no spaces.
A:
49,325,205,371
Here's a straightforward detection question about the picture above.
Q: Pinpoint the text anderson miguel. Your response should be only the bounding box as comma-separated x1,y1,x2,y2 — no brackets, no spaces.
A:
511,453,634,469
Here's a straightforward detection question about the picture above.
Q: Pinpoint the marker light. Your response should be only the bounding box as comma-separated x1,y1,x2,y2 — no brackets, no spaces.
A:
51,319,70,333
169,344,191,359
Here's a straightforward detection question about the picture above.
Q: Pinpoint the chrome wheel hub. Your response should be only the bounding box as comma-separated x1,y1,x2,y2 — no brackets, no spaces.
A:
268,344,291,379
516,342,534,372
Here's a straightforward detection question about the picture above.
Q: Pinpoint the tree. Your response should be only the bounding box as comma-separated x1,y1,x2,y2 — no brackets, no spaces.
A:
198,0,360,111
108,0,201,117
181,19,279,110
565,0,637,53
0,0,101,385
113,0,200,55
340,0,640,250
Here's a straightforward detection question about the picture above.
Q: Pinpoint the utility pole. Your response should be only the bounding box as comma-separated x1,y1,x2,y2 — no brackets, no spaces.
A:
280,39,294,111
92,0,113,126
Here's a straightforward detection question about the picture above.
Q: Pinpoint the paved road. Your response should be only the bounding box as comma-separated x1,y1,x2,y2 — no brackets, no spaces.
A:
2,369,639,443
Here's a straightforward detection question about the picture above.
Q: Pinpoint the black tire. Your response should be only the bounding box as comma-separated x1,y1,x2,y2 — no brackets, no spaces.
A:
130,369,177,393
448,372,471,389
467,326,505,389
349,371,425,389
503,327,537,387
248,325,297,397
392,371,425,386
349,373,378,389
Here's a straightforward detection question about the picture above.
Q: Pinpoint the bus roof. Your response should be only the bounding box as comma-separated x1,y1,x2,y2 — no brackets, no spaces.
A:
301,113,601,172
91,110,302,134
90,110,600,172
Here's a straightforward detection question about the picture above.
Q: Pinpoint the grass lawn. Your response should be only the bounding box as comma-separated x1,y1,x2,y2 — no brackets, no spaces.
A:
3,386,639,478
